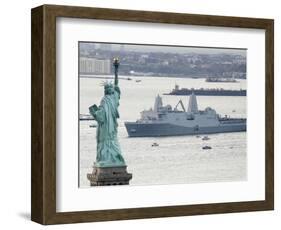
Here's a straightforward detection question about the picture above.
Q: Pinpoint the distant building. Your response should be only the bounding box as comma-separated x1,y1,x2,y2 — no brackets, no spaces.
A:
80,57,111,74
120,45,125,53
100,44,112,51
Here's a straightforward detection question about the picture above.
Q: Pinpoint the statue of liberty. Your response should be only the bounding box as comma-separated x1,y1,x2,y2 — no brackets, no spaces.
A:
89,58,126,168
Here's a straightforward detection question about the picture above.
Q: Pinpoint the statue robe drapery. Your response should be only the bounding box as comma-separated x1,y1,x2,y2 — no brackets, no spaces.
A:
89,86,126,167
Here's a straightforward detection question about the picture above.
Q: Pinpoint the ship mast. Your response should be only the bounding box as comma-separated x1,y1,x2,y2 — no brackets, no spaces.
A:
187,92,198,113
154,94,163,112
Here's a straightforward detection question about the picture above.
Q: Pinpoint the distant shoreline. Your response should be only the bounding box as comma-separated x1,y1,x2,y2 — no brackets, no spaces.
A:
79,74,247,80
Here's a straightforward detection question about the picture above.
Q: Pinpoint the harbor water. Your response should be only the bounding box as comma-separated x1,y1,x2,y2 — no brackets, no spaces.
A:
79,76,247,187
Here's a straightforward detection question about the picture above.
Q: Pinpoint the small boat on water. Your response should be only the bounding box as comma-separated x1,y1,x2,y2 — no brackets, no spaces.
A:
151,142,159,147
202,146,212,150
136,79,141,83
202,136,210,141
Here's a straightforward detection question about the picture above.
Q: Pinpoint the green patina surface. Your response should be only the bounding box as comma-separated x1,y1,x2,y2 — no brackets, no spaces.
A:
89,58,126,168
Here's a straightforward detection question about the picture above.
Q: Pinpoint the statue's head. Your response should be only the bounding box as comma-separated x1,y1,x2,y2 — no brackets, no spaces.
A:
103,82,114,95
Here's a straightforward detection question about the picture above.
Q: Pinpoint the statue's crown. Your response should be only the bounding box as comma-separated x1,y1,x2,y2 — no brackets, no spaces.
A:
101,81,114,89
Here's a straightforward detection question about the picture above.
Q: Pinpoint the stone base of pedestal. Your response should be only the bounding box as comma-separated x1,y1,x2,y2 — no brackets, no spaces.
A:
87,165,132,186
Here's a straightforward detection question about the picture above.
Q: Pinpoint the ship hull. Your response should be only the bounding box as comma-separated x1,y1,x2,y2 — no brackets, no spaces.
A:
124,122,246,137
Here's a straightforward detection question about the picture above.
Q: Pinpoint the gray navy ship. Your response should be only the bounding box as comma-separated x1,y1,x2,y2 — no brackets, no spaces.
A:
124,93,246,137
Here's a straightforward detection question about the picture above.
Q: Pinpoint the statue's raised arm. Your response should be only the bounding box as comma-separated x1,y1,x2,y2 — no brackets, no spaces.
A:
113,57,119,86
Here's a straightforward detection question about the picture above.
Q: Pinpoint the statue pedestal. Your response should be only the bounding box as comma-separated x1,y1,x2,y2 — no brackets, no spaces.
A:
87,165,132,186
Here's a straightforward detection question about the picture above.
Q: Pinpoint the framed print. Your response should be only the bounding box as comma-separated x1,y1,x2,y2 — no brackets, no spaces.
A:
31,4,274,225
